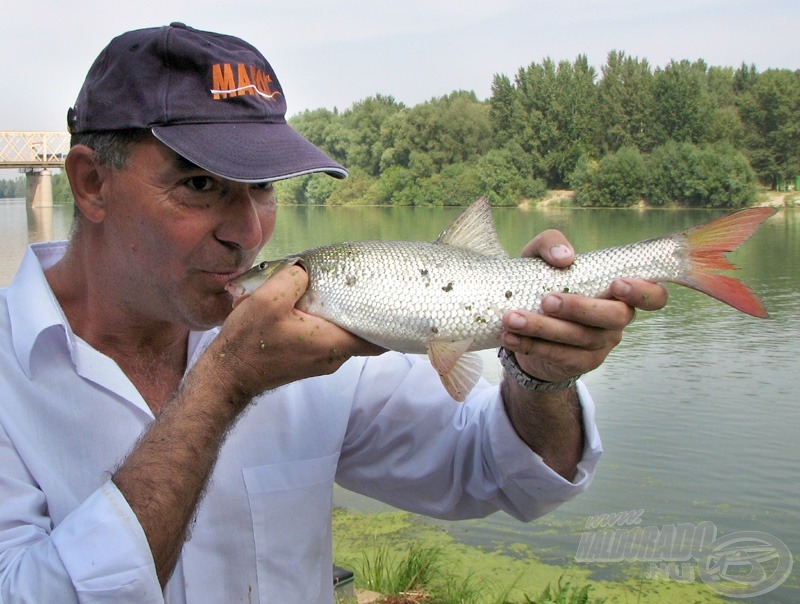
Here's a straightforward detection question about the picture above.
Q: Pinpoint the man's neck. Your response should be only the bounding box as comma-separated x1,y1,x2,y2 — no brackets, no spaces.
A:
44,244,190,415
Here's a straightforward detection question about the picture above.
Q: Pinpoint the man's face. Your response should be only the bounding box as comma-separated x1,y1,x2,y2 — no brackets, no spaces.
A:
96,137,277,330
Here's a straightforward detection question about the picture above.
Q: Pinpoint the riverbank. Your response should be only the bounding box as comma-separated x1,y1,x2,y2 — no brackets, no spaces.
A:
530,188,797,209
333,507,728,604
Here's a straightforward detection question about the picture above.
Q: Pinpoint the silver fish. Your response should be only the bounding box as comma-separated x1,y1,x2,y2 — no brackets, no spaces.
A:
226,197,775,401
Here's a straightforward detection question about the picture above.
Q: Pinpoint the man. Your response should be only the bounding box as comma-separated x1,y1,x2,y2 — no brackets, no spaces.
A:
0,23,667,603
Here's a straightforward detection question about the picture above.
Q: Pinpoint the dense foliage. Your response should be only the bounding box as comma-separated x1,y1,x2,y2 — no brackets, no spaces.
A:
278,55,797,207
5,54,797,208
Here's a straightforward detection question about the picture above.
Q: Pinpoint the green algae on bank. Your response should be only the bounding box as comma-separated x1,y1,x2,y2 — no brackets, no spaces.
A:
332,507,729,604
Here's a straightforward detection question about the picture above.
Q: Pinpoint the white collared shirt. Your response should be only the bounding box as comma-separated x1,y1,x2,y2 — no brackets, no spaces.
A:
0,242,602,603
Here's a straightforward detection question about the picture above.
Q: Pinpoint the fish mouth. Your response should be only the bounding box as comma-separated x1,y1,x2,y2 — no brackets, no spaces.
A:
225,280,247,300
200,267,251,290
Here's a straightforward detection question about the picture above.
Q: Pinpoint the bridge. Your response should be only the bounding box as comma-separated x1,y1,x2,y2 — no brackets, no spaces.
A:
1,131,70,207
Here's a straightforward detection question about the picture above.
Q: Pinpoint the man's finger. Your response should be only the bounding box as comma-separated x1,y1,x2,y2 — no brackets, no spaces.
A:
520,229,575,267
609,279,669,311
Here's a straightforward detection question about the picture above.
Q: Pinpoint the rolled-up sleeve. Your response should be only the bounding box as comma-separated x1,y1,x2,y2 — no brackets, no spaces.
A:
481,379,602,519
336,352,602,522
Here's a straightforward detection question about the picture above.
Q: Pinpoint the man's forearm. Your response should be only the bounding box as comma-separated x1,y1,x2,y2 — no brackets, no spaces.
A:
500,377,584,481
111,359,245,587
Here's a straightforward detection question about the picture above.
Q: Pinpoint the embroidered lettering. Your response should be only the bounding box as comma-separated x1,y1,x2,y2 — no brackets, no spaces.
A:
210,63,281,100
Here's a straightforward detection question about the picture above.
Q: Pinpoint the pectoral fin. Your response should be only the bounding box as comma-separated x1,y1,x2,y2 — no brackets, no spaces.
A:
427,339,483,402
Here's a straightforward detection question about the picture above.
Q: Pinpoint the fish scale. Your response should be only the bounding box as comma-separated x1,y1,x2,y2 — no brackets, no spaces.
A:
227,198,774,401
300,235,689,353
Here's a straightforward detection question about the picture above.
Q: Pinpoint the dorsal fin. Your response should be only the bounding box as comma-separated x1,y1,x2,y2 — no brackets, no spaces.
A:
434,197,509,258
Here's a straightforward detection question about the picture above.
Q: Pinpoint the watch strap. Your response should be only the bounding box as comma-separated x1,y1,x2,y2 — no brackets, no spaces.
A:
497,347,578,393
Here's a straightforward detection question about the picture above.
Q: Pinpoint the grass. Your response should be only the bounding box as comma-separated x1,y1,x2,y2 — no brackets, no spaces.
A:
343,541,604,603
355,543,443,597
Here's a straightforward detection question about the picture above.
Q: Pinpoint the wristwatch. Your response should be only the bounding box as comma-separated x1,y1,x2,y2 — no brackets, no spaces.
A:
497,347,578,393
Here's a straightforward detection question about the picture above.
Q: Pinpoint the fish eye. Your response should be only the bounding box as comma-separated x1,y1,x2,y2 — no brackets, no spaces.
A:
259,261,269,269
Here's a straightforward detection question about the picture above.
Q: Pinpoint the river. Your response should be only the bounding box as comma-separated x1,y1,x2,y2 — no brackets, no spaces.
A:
2,199,798,602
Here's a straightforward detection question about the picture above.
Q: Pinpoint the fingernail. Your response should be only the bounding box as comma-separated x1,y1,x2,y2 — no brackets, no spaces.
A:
541,294,563,313
612,279,632,297
504,333,521,346
507,311,526,329
550,245,573,261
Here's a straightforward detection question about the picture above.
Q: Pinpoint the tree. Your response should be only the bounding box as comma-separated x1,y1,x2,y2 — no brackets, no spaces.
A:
380,91,492,178
0,176,25,198
596,51,655,153
739,69,800,189
492,56,600,189
652,60,715,145
289,107,350,165
340,95,405,176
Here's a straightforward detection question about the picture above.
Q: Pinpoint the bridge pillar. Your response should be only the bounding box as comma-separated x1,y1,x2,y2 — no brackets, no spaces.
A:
26,168,54,208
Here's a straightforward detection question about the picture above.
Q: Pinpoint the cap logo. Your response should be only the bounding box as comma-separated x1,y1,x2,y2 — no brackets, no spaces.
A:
210,63,282,100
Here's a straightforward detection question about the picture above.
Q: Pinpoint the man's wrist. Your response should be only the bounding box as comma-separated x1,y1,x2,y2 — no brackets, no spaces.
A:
497,347,578,393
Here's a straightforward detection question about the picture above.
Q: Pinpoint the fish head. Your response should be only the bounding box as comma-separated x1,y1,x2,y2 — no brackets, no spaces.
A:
225,257,303,307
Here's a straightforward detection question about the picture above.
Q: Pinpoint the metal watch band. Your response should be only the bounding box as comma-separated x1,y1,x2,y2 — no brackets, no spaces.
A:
497,347,578,393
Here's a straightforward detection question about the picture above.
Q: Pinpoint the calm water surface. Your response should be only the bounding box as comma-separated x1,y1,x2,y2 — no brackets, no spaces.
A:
3,200,798,601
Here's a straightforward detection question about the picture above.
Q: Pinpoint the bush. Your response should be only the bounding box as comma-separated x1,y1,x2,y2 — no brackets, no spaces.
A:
416,162,484,206
326,168,377,205
646,141,757,207
275,174,311,204
571,147,646,207
477,148,528,206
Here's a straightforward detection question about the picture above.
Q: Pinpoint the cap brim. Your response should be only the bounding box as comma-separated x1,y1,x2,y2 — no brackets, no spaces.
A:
151,122,347,183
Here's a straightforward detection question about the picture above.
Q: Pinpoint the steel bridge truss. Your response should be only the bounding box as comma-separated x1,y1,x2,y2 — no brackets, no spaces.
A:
0,131,70,169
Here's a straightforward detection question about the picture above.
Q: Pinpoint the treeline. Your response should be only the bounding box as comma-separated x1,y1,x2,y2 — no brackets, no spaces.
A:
0,172,74,203
0,177,25,199
279,52,799,207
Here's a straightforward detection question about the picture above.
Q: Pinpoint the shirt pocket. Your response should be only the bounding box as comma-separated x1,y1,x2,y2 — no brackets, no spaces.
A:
242,454,339,604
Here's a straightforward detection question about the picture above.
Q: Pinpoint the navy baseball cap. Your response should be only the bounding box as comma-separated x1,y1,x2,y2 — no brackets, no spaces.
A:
67,23,347,182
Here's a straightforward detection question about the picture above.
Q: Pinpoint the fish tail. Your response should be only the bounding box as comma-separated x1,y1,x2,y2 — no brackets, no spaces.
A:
677,207,776,318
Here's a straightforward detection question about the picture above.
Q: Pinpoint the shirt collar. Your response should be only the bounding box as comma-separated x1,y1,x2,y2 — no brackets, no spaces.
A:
8,242,75,378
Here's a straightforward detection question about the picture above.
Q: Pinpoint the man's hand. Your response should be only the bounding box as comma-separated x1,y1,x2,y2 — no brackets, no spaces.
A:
501,230,668,383
498,229,668,481
207,265,383,407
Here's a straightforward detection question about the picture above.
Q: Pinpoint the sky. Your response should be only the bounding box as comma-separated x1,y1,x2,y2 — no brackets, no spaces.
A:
1,0,798,134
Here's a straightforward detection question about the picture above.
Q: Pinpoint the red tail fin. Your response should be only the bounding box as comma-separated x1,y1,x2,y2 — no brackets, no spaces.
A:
677,207,776,318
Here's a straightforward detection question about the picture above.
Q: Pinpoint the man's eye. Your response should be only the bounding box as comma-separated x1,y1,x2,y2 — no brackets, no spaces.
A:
184,176,214,191
252,181,274,191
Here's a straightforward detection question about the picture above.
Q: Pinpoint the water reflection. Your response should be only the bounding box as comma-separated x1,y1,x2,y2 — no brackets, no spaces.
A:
0,200,74,285
27,205,55,242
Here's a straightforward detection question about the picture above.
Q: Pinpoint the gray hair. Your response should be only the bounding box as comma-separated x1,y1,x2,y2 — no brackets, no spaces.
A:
70,129,152,169
68,129,152,226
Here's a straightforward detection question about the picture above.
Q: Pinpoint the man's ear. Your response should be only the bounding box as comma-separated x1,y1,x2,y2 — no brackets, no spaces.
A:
64,145,108,223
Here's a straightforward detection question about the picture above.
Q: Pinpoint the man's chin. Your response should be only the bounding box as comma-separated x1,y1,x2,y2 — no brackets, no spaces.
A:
182,299,234,332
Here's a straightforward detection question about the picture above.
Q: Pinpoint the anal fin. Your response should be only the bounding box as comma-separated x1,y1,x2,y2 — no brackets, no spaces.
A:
427,339,483,402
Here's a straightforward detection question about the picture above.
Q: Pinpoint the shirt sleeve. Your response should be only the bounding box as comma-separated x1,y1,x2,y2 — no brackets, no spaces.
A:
336,352,602,522
0,424,162,604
